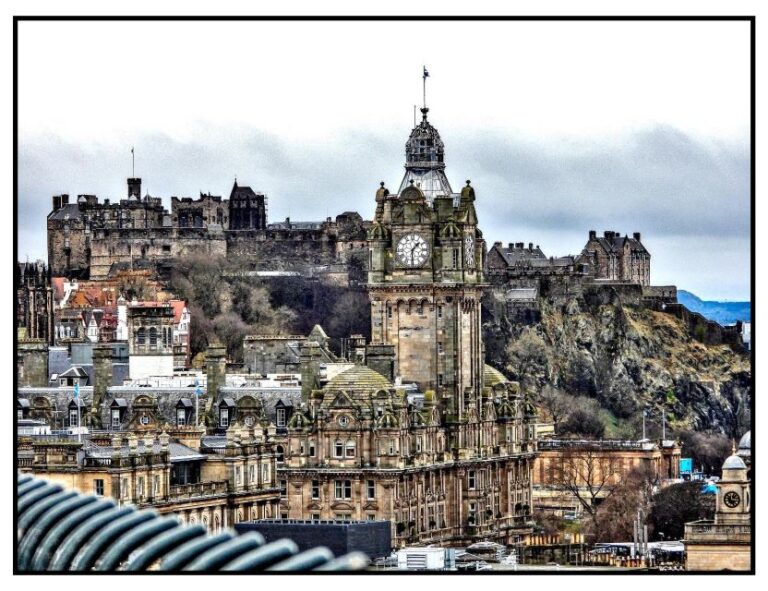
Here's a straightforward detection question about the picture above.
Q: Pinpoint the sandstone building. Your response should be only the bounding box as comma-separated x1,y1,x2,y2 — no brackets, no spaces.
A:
272,106,538,546
684,443,752,571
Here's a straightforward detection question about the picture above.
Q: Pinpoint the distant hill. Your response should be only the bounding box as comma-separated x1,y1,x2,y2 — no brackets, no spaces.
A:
678,290,751,325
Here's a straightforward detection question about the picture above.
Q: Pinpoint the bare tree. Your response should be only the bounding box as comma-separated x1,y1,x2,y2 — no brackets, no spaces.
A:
538,385,570,431
552,445,621,532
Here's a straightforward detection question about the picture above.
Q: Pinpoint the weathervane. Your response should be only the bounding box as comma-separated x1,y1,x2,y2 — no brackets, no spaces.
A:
423,66,430,110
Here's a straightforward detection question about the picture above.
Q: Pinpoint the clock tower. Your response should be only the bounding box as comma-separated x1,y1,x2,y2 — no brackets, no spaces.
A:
367,106,486,441
716,447,751,524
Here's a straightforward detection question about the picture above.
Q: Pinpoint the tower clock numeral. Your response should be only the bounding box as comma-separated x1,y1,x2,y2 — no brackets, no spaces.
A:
723,491,741,508
396,234,429,267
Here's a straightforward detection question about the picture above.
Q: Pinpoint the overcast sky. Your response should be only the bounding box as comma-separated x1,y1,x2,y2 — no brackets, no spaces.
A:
16,19,751,300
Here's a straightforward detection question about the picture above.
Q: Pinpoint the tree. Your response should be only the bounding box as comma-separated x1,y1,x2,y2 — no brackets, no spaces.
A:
649,481,715,541
505,331,550,394
538,385,571,431
676,430,732,476
552,444,621,533
560,408,606,439
589,464,656,543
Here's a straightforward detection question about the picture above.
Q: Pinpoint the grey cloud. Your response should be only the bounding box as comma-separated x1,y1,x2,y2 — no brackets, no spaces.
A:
17,124,750,299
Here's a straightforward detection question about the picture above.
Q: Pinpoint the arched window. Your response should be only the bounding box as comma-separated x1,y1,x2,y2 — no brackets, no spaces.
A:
345,440,356,458
149,327,158,347
137,327,145,345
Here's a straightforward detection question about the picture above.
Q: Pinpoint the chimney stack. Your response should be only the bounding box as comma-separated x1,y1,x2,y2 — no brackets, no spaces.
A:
633,232,642,241
589,230,596,240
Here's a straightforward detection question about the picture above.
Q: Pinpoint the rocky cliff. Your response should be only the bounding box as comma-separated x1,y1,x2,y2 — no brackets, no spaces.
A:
483,287,751,438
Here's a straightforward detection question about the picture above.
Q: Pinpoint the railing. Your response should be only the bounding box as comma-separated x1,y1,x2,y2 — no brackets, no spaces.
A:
17,473,368,572
538,439,654,451
168,480,229,500
685,520,751,542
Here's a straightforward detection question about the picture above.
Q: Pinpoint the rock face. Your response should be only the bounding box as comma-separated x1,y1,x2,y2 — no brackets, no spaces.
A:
483,287,751,438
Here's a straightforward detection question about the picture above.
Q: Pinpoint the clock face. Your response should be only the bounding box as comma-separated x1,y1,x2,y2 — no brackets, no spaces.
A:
465,235,475,267
723,491,741,508
396,234,429,267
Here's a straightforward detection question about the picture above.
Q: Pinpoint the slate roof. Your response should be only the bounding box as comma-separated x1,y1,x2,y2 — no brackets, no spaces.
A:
48,203,81,221
58,366,88,379
592,234,648,255
84,441,206,463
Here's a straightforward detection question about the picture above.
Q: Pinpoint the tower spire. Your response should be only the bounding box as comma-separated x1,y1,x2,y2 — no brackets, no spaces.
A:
422,66,430,111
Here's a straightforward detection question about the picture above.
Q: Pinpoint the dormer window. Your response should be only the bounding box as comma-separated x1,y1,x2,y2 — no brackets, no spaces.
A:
220,408,229,427
276,408,286,428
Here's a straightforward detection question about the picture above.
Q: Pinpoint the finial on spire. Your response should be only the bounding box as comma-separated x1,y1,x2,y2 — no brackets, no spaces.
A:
422,66,430,110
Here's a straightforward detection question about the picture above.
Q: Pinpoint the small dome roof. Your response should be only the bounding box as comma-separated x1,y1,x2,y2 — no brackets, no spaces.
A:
484,365,508,387
738,431,751,451
325,365,392,391
722,454,747,470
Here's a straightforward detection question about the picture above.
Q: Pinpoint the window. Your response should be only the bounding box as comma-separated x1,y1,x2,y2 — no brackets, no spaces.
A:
337,415,349,427
416,437,423,453
177,408,186,426
367,480,375,500
236,467,242,485
438,306,443,318
149,327,158,348
220,408,229,427
69,409,78,427
452,249,459,269
334,480,352,500
309,441,316,457
249,465,255,484
244,415,254,427
335,513,352,522
279,480,287,498
437,342,443,354
299,441,305,455
137,477,145,498
153,475,160,496
334,441,344,457
121,478,129,499
140,415,150,425
312,480,320,500
387,306,392,320
111,409,121,429
94,479,104,496
388,440,396,455
345,441,356,458
367,514,376,521
438,374,443,387
312,513,321,521
468,470,476,490
468,502,477,525
276,408,286,428
281,513,288,520
276,446,284,462
137,328,146,345
262,464,270,485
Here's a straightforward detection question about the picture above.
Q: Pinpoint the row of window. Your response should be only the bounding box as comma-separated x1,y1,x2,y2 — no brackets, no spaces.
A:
279,479,376,501
135,326,173,347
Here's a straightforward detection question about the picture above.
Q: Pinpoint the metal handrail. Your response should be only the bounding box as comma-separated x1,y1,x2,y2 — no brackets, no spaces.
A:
16,473,369,572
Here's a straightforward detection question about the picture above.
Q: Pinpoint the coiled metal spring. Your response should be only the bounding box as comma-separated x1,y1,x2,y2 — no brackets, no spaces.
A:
17,474,369,572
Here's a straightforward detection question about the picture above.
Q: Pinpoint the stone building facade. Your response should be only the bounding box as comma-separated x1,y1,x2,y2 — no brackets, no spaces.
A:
684,446,752,571
582,230,650,286
127,303,175,379
16,261,54,344
18,427,280,531
47,177,366,282
532,438,681,516
268,105,538,547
